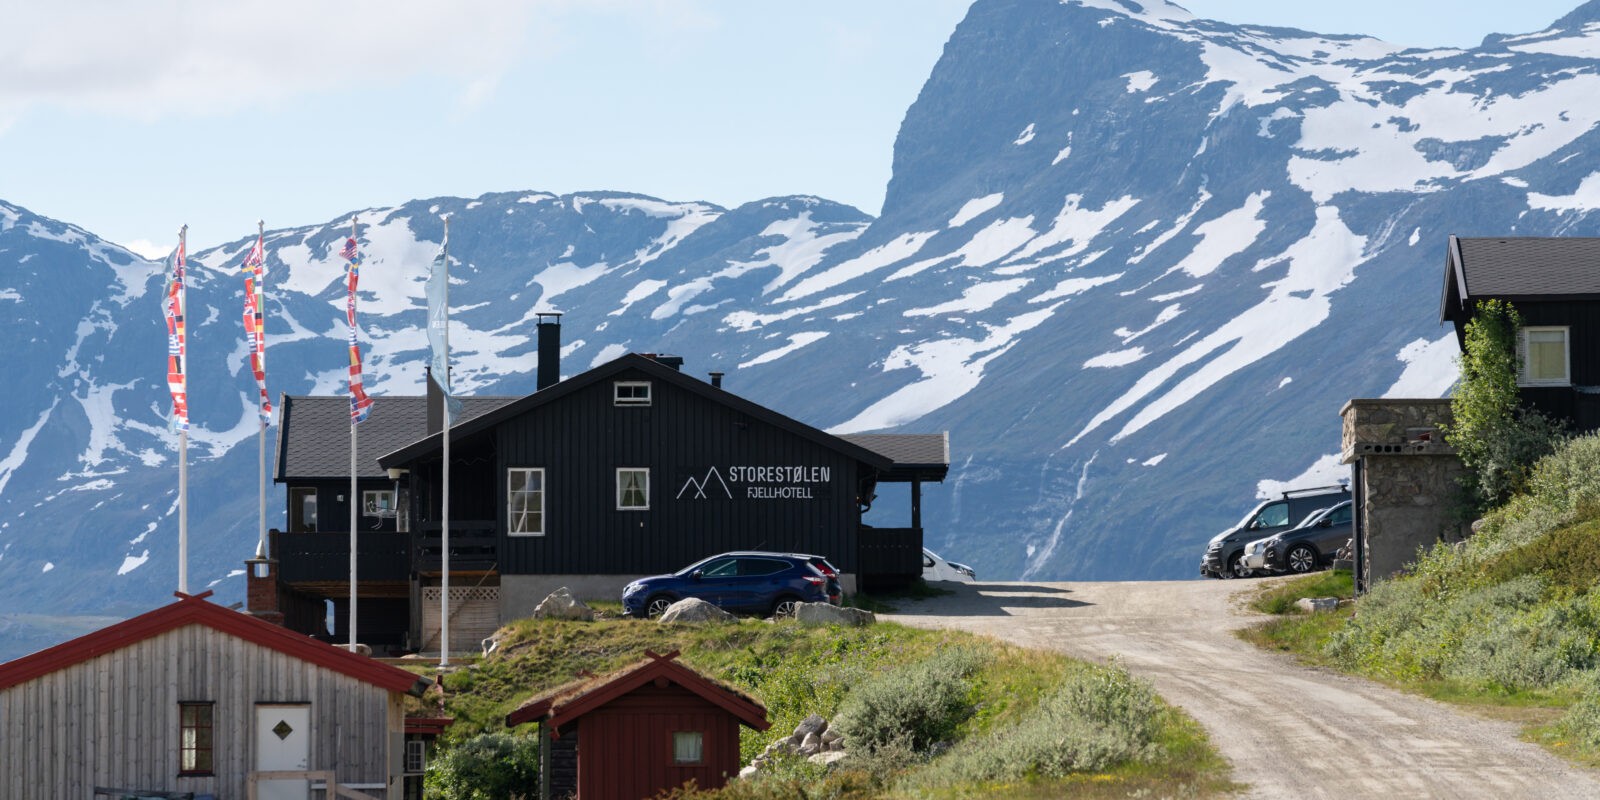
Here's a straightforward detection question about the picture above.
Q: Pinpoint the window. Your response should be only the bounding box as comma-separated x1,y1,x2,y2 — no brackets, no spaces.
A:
739,558,789,576
397,487,410,533
508,468,545,536
290,488,317,532
1251,502,1289,530
673,731,704,765
363,489,396,517
1519,326,1571,386
614,381,652,406
405,739,427,773
179,702,214,775
617,468,649,510
698,557,739,578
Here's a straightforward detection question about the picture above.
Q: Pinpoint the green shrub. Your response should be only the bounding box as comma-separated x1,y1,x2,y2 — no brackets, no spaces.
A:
831,647,983,754
425,732,539,800
1553,684,1600,750
1444,300,1566,511
908,663,1161,785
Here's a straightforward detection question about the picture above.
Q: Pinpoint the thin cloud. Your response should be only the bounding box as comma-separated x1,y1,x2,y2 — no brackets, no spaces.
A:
0,0,551,121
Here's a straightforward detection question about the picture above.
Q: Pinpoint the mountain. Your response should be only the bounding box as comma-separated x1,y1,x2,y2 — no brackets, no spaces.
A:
6,0,1600,657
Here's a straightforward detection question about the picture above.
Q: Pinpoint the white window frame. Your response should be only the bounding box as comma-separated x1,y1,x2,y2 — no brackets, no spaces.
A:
405,739,427,774
1518,326,1571,387
508,467,546,537
362,489,396,518
614,380,652,406
617,468,650,510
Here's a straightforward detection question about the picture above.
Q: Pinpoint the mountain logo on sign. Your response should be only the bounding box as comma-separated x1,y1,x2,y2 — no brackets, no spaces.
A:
677,467,733,500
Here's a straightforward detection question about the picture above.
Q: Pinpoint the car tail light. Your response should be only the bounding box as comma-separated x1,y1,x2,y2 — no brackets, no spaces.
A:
803,576,825,587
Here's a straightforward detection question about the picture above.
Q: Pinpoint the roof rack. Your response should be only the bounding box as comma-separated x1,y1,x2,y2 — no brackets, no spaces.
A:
1279,482,1350,499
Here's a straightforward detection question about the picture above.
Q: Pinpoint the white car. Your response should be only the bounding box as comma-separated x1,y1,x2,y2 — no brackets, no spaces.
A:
1238,536,1273,575
923,548,976,582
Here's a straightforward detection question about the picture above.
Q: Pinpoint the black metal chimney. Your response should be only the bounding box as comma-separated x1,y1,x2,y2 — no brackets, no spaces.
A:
536,312,562,391
709,371,724,389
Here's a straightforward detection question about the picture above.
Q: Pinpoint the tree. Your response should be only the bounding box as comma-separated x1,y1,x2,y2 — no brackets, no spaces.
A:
1444,300,1565,511
425,732,540,800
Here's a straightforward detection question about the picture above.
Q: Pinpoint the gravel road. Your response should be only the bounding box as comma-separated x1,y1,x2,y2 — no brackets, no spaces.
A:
884,578,1600,799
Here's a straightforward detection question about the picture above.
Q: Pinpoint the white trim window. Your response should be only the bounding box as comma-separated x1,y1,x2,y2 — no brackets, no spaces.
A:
617,468,649,510
614,381,652,406
362,489,396,518
508,468,546,536
405,739,427,773
1519,326,1571,387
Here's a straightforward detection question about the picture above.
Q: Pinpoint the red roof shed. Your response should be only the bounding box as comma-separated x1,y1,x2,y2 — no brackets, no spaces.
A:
506,650,769,800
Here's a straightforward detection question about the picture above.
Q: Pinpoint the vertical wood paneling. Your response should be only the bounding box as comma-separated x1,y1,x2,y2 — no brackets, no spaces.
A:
0,621,402,800
494,367,864,576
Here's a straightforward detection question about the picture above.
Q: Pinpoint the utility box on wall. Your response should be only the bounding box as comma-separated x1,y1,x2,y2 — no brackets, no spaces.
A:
1340,399,1471,591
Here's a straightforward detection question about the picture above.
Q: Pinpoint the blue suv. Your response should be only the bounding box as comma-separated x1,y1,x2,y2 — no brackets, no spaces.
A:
622,552,836,618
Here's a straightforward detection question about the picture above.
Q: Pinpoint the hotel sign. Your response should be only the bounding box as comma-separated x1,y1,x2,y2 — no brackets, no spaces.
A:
677,465,833,501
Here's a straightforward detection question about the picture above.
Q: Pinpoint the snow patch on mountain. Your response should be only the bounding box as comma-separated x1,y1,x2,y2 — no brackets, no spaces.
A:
832,304,1061,434
1529,172,1600,211
1382,334,1461,397
739,211,867,295
740,332,830,369
117,551,150,576
1073,207,1366,446
781,231,937,302
949,194,1005,228
905,279,1030,317
1258,454,1349,498
1085,347,1148,368
1168,192,1270,278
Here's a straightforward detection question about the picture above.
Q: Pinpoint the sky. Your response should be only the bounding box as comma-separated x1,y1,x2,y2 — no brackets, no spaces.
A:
0,0,1587,256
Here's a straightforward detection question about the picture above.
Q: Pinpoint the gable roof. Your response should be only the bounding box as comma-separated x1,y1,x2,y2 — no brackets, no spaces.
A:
840,433,950,482
0,592,431,696
378,354,893,472
505,649,768,732
276,393,515,481
1442,235,1600,323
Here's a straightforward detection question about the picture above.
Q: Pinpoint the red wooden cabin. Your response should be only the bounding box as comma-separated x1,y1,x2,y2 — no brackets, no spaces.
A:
506,650,769,800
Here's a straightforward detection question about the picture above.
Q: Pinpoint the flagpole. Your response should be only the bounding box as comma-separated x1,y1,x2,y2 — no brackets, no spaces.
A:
255,220,269,563
440,214,452,669
349,217,359,652
178,224,189,596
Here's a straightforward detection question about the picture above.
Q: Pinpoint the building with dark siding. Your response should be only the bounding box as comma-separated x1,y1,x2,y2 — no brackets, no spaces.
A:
1441,236,1600,431
252,324,948,653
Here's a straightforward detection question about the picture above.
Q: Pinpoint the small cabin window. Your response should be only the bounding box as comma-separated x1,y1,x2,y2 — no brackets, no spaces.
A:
179,702,215,775
617,468,649,510
614,381,652,406
508,468,546,536
405,739,427,773
673,731,704,764
1519,327,1570,387
363,489,396,518
290,488,317,532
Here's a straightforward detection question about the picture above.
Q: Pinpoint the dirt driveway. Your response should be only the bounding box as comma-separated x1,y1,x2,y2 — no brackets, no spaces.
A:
884,579,1600,799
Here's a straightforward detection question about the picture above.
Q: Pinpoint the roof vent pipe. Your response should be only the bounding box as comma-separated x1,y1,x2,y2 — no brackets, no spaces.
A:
709,371,724,389
536,312,562,391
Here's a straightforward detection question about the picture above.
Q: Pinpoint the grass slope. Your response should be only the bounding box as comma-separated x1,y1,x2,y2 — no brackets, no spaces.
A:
1244,434,1600,764
418,615,1236,798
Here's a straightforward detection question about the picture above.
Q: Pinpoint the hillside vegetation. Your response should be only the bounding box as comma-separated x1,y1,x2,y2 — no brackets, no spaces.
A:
1250,434,1600,761
420,615,1234,799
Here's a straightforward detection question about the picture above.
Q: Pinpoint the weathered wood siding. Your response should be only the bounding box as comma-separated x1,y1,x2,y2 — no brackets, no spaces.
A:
495,366,865,574
0,623,403,800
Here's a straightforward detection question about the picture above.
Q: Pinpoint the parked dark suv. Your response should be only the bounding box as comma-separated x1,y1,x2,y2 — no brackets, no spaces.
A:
1262,500,1353,574
621,551,836,618
1200,485,1349,579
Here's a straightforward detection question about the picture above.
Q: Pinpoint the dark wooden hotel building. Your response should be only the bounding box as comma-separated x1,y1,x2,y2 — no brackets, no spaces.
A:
251,318,949,652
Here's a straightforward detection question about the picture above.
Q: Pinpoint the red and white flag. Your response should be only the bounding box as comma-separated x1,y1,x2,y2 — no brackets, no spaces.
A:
241,233,271,422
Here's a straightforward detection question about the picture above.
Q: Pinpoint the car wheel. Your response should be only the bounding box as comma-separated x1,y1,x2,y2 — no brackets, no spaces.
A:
645,595,675,618
1287,545,1318,574
1221,553,1243,579
770,596,802,619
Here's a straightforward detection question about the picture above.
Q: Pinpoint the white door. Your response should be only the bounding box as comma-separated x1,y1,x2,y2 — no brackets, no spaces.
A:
256,704,311,800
